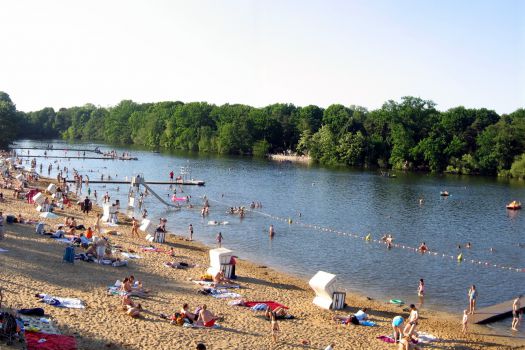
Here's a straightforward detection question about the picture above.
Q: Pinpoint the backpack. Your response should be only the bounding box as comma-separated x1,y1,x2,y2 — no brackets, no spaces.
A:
63,246,75,263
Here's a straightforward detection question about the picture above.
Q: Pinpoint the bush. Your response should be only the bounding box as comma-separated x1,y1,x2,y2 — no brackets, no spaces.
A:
510,154,525,179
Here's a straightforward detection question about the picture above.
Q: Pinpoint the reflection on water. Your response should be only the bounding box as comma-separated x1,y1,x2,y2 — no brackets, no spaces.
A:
15,140,525,333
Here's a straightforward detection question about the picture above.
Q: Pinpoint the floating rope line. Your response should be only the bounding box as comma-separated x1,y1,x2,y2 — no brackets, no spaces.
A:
203,196,524,273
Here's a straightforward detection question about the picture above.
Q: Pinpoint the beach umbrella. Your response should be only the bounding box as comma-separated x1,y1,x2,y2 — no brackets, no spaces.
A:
39,212,59,219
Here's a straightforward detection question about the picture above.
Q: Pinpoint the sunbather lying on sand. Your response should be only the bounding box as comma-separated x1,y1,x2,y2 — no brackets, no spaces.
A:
398,335,420,350
265,307,288,319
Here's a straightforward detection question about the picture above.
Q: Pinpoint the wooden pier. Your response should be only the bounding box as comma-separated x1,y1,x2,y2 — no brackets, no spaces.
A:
14,155,138,161
469,296,524,324
66,179,205,186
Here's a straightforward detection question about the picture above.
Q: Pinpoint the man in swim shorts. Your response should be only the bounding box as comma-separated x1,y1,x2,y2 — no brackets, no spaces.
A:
512,295,522,331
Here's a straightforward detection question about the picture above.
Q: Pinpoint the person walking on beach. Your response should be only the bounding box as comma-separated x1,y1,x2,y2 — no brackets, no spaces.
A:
0,211,4,240
462,309,469,333
403,304,419,339
468,285,477,315
188,224,193,241
131,217,140,238
417,279,425,306
512,295,522,331
216,232,223,247
270,310,280,344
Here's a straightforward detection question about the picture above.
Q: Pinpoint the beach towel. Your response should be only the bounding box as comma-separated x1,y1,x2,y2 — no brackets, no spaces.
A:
377,335,396,343
53,238,73,244
243,301,288,311
26,332,77,350
0,248,8,252
121,252,142,259
192,280,240,289
19,316,60,335
359,320,376,327
183,322,221,329
38,294,85,309
107,286,127,296
141,246,165,253
417,332,437,343
210,290,242,299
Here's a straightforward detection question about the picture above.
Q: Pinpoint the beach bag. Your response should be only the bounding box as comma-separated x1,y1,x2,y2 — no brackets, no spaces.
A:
63,246,75,263
36,222,45,235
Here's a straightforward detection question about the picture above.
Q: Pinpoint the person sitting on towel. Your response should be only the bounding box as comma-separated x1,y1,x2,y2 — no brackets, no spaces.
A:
122,295,142,318
181,303,197,323
212,271,230,287
354,308,369,321
196,304,221,327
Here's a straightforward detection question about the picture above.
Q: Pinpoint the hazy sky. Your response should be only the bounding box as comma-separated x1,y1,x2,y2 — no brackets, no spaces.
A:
1,0,523,113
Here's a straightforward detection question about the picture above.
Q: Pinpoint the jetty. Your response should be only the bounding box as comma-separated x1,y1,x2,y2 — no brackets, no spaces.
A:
469,296,524,324
14,155,138,161
66,179,205,186
12,146,102,153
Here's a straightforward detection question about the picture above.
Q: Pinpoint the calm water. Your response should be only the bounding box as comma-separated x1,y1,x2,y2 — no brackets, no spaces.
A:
15,140,525,334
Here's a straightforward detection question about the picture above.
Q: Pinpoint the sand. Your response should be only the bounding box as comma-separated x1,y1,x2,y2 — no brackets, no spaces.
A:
0,176,523,350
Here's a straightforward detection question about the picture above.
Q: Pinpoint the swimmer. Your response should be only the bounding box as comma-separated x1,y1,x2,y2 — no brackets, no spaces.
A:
269,225,275,238
418,242,428,253
466,242,471,249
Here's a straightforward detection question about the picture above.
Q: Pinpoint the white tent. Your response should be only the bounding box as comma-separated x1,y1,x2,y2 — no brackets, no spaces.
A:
309,271,337,310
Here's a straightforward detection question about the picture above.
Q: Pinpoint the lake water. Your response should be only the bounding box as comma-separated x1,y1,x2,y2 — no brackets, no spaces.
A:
14,140,525,334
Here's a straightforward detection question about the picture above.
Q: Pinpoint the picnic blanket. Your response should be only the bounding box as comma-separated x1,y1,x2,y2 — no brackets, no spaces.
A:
243,301,288,311
183,322,221,329
38,294,85,309
19,316,60,335
26,332,77,350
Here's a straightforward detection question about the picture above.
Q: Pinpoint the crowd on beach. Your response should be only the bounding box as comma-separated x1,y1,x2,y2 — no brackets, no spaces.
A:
0,152,523,350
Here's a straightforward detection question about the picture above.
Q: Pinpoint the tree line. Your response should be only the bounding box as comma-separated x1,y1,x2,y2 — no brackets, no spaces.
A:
1,91,524,178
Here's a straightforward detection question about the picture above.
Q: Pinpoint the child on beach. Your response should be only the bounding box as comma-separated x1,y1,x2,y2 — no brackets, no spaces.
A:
462,309,468,333
270,311,280,344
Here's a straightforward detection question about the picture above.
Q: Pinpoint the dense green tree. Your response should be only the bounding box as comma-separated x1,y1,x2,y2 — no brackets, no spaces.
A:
0,92,18,147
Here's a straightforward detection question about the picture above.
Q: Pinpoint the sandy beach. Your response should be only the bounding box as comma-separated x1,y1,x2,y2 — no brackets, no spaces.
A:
0,176,524,350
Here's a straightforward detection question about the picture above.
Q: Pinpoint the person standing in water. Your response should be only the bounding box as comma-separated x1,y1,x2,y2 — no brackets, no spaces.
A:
269,225,275,238
216,232,223,247
417,279,425,306
512,295,522,331
468,285,477,315
188,224,193,241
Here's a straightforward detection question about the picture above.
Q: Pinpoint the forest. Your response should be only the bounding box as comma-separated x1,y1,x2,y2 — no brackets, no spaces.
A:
1,91,524,178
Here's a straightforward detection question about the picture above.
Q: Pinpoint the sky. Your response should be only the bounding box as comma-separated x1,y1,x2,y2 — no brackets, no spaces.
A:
0,0,523,113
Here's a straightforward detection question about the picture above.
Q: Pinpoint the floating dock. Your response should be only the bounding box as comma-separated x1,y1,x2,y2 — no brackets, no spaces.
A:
469,296,524,324
14,155,138,161
66,179,205,186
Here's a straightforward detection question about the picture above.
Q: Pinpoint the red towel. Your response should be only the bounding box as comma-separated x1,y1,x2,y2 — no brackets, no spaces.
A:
26,332,77,350
244,301,288,311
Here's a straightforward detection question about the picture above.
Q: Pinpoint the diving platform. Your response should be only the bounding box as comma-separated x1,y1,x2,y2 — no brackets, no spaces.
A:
469,296,524,324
